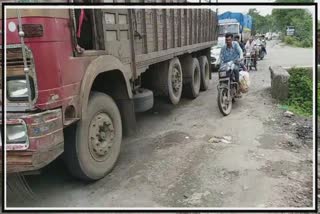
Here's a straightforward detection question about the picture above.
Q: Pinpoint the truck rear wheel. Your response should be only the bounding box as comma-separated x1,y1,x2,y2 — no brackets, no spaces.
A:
64,92,122,181
156,57,183,105
199,56,210,91
183,57,201,99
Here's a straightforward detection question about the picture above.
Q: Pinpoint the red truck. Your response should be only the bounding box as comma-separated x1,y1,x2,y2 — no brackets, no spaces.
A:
2,2,218,181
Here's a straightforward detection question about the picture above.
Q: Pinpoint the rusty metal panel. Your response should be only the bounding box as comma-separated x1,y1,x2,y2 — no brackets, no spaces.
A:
174,9,179,48
145,10,156,53
198,9,201,43
166,9,172,49
178,9,182,47
189,10,193,45
153,9,159,52
184,9,188,46
133,9,144,55
142,9,148,54
101,9,131,63
157,9,164,51
99,8,217,71
162,9,168,50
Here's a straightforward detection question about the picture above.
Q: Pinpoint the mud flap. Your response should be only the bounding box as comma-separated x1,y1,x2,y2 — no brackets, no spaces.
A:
116,98,137,137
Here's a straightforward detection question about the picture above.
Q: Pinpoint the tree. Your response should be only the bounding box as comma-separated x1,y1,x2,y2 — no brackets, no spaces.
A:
271,7,313,47
247,9,273,34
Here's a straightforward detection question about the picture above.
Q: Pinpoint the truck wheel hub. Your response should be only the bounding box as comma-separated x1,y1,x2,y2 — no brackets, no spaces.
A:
89,113,115,161
171,68,182,94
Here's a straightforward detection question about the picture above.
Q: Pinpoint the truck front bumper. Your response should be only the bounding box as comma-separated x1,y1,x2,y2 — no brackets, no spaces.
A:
1,109,64,174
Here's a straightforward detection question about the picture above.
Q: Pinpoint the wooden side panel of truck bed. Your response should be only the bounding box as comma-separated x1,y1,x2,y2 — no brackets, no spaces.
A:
101,8,218,75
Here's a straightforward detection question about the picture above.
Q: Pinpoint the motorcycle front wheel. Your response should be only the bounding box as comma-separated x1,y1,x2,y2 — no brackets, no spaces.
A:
217,87,232,116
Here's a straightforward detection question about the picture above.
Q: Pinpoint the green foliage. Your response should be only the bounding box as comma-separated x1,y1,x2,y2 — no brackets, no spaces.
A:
271,8,313,48
247,9,275,34
284,68,313,116
247,6,313,48
284,36,295,45
252,0,314,44
284,36,312,48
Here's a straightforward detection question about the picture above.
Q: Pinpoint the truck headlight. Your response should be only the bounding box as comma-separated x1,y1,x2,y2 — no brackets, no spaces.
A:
7,123,28,144
7,77,34,101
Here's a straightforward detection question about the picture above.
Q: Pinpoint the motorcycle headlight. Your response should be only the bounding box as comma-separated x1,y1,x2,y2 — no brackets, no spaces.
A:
6,123,28,144
7,77,34,101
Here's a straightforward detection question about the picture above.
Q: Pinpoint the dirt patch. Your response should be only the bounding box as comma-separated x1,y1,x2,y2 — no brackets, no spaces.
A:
153,131,192,149
277,179,313,208
280,113,312,145
257,133,306,153
259,160,311,179
264,110,313,150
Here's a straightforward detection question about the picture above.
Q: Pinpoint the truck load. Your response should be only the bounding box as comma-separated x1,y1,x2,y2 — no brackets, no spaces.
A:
1,4,218,181
218,12,252,43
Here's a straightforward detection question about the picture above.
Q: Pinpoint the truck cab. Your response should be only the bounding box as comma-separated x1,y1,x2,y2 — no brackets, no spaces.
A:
218,20,241,40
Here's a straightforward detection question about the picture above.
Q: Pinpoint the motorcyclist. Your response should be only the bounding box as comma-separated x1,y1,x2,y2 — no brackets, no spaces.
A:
234,35,247,71
245,37,257,68
261,35,267,54
220,33,243,97
234,35,245,52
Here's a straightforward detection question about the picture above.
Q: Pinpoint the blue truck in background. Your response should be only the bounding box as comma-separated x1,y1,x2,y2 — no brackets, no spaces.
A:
218,12,253,43
211,12,252,72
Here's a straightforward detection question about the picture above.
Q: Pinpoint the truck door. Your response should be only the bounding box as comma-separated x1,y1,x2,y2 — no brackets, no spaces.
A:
100,9,132,63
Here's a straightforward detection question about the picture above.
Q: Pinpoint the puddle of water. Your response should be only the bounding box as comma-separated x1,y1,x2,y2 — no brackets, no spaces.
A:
154,131,191,149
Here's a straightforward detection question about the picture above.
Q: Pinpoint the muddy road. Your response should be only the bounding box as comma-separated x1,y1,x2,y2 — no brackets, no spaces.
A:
6,40,314,208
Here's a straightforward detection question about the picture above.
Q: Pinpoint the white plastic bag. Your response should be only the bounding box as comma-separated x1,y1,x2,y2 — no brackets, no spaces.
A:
239,71,250,93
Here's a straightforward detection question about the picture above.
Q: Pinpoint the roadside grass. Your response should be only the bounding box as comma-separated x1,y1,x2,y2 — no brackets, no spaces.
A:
281,67,314,117
283,36,312,48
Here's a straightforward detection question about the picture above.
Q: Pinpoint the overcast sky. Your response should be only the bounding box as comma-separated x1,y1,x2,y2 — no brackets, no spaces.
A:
217,0,274,15
188,0,316,18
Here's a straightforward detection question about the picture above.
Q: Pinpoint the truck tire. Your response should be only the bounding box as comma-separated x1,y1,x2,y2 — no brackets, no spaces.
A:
182,57,201,99
157,57,183,105
199,56,210,91
64,92,122,181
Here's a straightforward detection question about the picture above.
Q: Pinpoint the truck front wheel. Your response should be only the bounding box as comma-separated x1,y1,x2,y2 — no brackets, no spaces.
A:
64,92,122,181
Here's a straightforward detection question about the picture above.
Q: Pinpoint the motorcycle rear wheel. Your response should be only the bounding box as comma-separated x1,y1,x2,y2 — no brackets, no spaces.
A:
217,87,232,116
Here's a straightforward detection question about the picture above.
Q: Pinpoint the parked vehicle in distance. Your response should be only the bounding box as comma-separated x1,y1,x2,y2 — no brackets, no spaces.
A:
266,32,272,40
286,26,295,36
272,32,280,40
211,38,225,72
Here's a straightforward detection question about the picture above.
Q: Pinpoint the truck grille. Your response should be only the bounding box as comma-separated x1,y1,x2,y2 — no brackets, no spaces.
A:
6,47,33,77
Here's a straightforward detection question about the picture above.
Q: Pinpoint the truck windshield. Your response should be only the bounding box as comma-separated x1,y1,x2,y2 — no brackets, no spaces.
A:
218,24,239,36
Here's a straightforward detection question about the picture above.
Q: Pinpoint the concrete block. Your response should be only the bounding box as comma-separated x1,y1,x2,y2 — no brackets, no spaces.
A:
269,66,291,101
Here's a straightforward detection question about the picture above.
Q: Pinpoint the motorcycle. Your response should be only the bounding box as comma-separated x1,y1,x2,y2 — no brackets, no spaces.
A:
244,51,257,71
217,59,244,116
258,43,266,60
256,40,266,60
